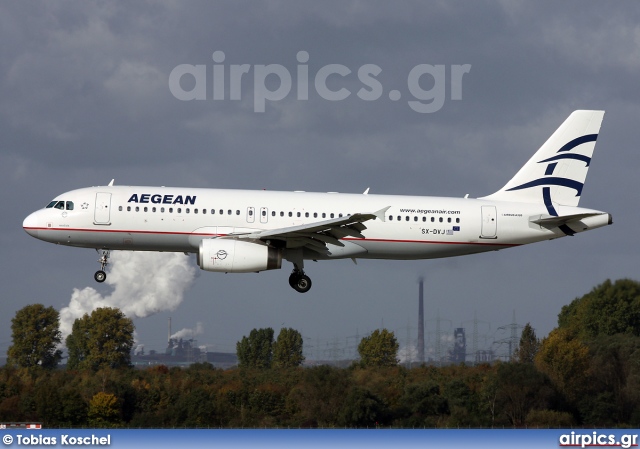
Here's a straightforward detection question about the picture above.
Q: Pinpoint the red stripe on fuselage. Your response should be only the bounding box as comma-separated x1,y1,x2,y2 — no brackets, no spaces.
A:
23,227,520,247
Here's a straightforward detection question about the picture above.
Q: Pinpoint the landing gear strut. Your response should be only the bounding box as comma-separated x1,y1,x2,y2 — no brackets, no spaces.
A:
94,249,110,283
289,269,312,293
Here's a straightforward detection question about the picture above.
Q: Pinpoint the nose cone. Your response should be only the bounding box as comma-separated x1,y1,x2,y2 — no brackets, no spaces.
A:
23,211,40,238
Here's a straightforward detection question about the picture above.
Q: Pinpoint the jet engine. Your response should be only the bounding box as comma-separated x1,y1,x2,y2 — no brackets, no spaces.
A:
198,238,282,273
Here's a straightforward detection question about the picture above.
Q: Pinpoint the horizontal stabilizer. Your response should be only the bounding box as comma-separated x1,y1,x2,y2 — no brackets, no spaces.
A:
530,212,604,228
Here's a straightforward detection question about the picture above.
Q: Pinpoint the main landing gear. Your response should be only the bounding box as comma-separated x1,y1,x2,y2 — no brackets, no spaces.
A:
289,269,312,293
94,249,110,283
286,250,312,293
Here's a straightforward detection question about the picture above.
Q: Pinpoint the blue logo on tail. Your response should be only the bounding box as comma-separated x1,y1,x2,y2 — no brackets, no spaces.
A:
506,133,598,235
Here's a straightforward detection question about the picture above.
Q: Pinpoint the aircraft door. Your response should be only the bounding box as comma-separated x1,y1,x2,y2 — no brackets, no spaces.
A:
94,192,112,225
246,207,255,223
480,205,497,239
260,207,268,224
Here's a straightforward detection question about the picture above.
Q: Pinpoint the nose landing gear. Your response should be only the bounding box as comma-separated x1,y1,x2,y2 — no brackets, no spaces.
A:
94,249,110,283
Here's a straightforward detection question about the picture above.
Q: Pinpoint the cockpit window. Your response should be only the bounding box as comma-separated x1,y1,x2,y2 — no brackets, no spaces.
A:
47,200,74,210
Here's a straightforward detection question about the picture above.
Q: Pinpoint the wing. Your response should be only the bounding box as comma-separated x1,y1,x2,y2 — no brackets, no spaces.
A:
229,206,390,255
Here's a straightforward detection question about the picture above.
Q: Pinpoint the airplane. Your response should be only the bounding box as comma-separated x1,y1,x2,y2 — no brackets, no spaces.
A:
23,110,611,293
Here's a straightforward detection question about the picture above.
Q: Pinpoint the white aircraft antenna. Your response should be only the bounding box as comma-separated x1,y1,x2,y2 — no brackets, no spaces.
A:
363,188,370,195
108,179,115,187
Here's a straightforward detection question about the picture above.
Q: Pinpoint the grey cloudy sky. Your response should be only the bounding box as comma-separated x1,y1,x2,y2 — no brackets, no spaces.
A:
2,1,639,359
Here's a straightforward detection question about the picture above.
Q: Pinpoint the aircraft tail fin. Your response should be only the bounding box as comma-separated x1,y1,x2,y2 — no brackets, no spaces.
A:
480,110,605,211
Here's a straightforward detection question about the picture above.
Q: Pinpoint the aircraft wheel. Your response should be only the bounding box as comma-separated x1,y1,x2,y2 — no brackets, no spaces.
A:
288,272,298,288
292,274,312,293
94,270,107,283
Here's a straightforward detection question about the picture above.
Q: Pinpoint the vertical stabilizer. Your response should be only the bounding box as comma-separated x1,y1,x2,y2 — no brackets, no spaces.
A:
481,110,604,210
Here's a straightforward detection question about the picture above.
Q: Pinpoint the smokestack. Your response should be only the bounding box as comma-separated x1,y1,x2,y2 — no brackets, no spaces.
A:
418,277,425,363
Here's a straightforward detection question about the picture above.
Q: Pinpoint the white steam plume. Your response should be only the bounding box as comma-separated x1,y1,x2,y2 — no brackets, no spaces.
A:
134,344,145,355
170,322,204,340
59,252,197,339
397,343,418,364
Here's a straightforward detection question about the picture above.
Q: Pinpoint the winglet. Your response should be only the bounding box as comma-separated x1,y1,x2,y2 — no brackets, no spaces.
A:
373,206,391,222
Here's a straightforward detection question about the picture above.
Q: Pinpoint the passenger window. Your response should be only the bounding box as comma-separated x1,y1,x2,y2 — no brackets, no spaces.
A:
66,201,74,210
202,209,205,214
177,208,182,213
228,210,232,215
405,216,409,221
152,207,156,212
389,215,393,221
305,212,309,218
422,217,426,222
169,208,173,213
211,209,215,214
161,207,165,213
314,212,318,218
297,212,301,218
456,218,460,223
271,211,275,217
186,208,190,214
322,213,326,218
262,210,266,216
447,217,451,223
135,206,140,212
330,213,334,218
127,206,131,212
431,217,435,222
397,216,401,221
280,211,284,217
249,210,253,216
439,217,443,222
339,213,343,217
144,207,148,212
118,206,123,212
288,212,292,217
236,210,240,215
414,216,418,222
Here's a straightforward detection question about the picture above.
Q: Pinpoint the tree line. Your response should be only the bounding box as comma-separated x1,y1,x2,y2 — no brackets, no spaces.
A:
2,278,640,428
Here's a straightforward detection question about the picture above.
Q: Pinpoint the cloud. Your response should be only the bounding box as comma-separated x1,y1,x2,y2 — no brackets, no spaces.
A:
1,1,633,360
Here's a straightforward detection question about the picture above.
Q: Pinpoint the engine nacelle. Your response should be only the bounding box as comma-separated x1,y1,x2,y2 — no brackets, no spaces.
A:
198,238,282,273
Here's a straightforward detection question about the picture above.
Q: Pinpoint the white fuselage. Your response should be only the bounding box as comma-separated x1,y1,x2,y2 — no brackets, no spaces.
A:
22,185,611,261
21,111,613,292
